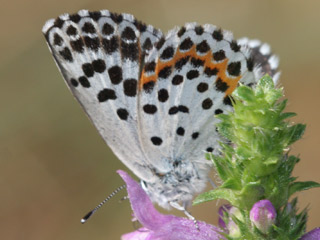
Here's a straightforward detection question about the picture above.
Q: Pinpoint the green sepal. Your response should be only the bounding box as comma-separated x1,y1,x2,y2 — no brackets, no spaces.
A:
233,85,255,102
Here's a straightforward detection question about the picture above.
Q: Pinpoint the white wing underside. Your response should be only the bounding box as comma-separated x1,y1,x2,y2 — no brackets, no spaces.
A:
43,9,279,208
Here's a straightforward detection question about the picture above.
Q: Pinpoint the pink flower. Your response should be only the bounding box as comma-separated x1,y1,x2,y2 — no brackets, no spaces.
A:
117,170,224,240
300,228,320,240
250,199,276,234
218,205,243,237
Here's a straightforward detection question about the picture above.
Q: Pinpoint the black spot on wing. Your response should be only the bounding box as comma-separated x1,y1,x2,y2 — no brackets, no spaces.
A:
151,137,162,146
158,66,172,79
176,127,185,136
84,36,100,51
102,23,114,35
175,56,190,71
71,39,84,53
123,79,137,97
196,40,210,53
195,25,204,35
215,109,223,115
156,37,165,50
110,12,123,24
227,62,241,76
92,59,106,73
82,63,94,77
121,27,136,41
179,38,193,51
121,41,138,61
192,132,199,139
177,27,186,37
117,108,129,120
98,89,117,102
230,41,241,52
89,11,102,21
212,29,223,41
78,76,90,88
191,58,204,68
70,78,78,87
158,89,169,102
197,82,208,93
53,33,63,46
142,38,152,51
172,75,183,85
69,14,81,23
213,50,226,62
143,104,157,114
54,17,64,28
59,47,73,62
144,62,156,72
108,66,123,84
202,98,213,110
160,46,175,60
186,70,199,80
82,22,96,34
143,81,155,93
66,25,78,36
102,36,119,54
204,67,218,77
215,78,229,92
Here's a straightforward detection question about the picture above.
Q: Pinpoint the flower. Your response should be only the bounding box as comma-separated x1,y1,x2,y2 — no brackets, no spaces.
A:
250,199,276,234
300,227,320,240
218,205,231,230
218,205,243,238
117,170,224,240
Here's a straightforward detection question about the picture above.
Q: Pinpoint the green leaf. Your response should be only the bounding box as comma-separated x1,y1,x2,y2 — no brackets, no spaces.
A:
279,112,297,121
287,124,306,145
221,178,242,190
289,181,320,197
193,189,235,206
212,156,230,181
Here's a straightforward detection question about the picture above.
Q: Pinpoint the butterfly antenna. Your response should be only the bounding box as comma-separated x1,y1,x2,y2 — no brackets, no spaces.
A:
81,184,126,224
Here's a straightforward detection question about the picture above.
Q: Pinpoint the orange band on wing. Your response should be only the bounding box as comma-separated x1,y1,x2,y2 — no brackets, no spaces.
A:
139,44,241,96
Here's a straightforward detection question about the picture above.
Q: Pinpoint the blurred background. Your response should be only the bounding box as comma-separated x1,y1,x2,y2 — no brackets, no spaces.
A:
1,0,319,239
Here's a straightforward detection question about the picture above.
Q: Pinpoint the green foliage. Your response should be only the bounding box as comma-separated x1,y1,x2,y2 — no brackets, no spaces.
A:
193,75,319,239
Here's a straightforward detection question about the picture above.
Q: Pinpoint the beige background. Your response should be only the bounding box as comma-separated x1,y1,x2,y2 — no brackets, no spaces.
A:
1,0,319,239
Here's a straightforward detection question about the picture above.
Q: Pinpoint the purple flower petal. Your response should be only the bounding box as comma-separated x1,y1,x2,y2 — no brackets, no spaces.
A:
250,199,276,234
218,205,231,230
121,228,152,240
117,170,225,240
300,228,320,240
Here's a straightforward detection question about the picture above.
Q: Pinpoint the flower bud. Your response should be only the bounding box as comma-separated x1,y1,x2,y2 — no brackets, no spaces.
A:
218,205,243,238
250,199,276,234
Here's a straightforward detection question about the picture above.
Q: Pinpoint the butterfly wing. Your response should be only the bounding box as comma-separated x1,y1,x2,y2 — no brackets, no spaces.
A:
43,10,163,181
237,37,280,84
43,10,280,209
136,23,279,208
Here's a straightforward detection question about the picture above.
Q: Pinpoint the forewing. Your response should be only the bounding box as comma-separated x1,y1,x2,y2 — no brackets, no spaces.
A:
42,10,163,181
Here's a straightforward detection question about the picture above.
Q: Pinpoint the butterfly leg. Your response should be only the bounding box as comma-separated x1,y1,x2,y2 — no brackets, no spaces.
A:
209,178,217,189
170,201,199,230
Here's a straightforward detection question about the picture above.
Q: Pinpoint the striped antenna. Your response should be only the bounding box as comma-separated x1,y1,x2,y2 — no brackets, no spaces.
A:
81,184,126,224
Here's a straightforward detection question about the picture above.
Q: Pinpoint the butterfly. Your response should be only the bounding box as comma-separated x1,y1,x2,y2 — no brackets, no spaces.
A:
42,9,279,211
